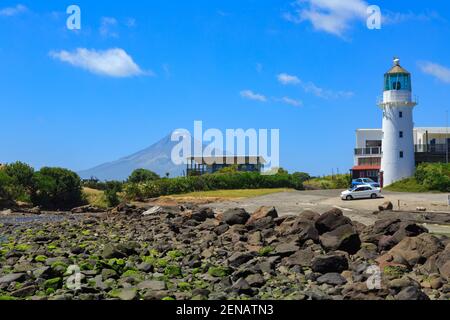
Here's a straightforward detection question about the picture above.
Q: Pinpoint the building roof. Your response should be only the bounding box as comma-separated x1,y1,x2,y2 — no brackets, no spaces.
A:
188,156,266,164
415,127,450,134
385,58,410,75
352,165,381,171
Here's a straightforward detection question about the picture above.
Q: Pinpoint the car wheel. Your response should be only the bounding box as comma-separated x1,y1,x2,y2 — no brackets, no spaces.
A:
371,194,377,199
346,195,353,201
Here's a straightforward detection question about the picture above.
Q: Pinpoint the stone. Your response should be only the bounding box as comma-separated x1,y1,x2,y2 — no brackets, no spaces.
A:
228,252,255,268
222,208,250,226
142,206,163,216
246,207,278,225
317,273,347,286
245,274,265,288
231,278,253,295
298,210,320,221
137,280,166,291
101,244,127,259
273,241,300,257
282,248,315,267
319,224,361,254
11,285,37,297
0,273,26,284
378,201,393,211
109,288,138,300
190,208,215,222
101,269,118,280
396,286,429,300
311,253,349,274
315,208,352,234
387,233,444,268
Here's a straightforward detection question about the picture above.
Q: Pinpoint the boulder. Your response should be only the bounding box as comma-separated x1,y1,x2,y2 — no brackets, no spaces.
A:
378,201,393,212
311,253,349,274
387,233,444,268
222,208,250,226
246,206,278,225
297,210,320,221
71,205,104,214
396,286,429,300
317,273,347,286
282,248,315,267
137,280,167,291
0,273,26,284
190,208,215,222
228,252,255,268
319,224,361,254
315,208,352,234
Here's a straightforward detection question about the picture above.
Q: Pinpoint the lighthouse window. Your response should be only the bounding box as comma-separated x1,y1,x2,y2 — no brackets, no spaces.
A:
399,131,404,138
399,111,403,118
399,151,404,158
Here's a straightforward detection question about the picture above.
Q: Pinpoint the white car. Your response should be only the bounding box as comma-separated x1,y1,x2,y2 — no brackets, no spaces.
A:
341,185,381,200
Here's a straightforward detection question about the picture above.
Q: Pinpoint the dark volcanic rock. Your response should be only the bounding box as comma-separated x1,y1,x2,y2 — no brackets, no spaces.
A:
222,208,250,226
311,253,349,274
320,224,361,254
317,273,347,286
315,208,352,235
246,206,278,226
396,286,430,300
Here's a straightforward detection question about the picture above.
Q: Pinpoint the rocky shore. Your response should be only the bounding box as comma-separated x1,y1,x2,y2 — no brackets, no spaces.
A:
0,203,449,300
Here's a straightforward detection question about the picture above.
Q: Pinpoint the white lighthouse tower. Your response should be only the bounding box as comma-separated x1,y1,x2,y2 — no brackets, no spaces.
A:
380,58,417,186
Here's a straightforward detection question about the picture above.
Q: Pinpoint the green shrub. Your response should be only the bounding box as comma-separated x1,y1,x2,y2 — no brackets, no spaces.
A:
31,167,84,210
128,169,160,184
3,162,34,202
303,174,351,190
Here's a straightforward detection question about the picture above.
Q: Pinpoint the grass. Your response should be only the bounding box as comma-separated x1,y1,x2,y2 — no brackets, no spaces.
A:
83,187,108,208
162,188,293,200
384,178,431,193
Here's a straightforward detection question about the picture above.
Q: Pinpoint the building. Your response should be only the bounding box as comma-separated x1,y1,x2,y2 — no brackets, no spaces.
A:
353,127,450,183
352,58,449,185
186,156,265,176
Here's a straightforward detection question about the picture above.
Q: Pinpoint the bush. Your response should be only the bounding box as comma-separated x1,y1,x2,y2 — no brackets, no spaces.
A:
303,174,351,190
2,162,34,201
128,169,160,184
31,167,84,210
124,171,305,200
415,163,450,192
0,170,13,201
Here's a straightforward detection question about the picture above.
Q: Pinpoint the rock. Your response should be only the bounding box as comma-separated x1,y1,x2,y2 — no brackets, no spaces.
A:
319,224,361,254
228,252,255,268
298,210,320,221
222,208,250,226
231,278,253,295
311,253,349,274
246,207,278,225
245,274,265,288
0,209,13,216
190,208,215,222
389,277,418,291
273,241,300,257
101,269,118,281
101,243,137,259
137,280,166,291
396,286,429,300
317,273,347,286
315,208,352,234
0,273,26,284
71,205,104,214
11,285,37,297
386,233,444,268
378,201,393,212
282,248,315,267
430,278,444,290
28,207,41,215
109,288,138,300
142,206,163,216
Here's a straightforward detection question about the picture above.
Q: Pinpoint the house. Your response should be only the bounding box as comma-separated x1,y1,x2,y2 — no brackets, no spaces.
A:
186,156,265,176
352,127,450,182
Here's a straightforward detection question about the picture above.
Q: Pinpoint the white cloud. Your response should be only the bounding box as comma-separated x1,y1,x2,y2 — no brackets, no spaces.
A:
100,17,119,38
277,73,301,85
50,48,149,78
277,72,353,99
284,0,368,37
240,90,267,102
418,61,450,84
279,97,303,107
0,4,27,17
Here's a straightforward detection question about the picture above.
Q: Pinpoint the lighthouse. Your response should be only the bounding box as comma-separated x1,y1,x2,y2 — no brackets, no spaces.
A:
380,58,417,186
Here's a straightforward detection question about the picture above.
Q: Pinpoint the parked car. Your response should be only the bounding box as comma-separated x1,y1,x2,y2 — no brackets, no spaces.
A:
351,178,380,188
341,185,382,200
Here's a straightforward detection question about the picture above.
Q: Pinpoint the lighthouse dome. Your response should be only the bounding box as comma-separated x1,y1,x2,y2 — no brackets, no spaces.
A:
384,57,411,91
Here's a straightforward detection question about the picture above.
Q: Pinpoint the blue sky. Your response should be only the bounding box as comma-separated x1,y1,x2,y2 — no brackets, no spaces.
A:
1,0,450,176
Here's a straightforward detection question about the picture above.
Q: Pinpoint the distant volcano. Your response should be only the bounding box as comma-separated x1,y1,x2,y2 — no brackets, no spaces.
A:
78,134,186,181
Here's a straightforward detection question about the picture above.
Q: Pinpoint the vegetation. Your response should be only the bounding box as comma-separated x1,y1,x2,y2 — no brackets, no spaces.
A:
163,188,293,199
386,163,450,192
303,174,351,190
124,170,306,201
128,169,160,184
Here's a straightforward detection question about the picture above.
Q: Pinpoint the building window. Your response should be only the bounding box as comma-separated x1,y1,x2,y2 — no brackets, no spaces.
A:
399,111,403,118
399,131,403,138
399,151,404,158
